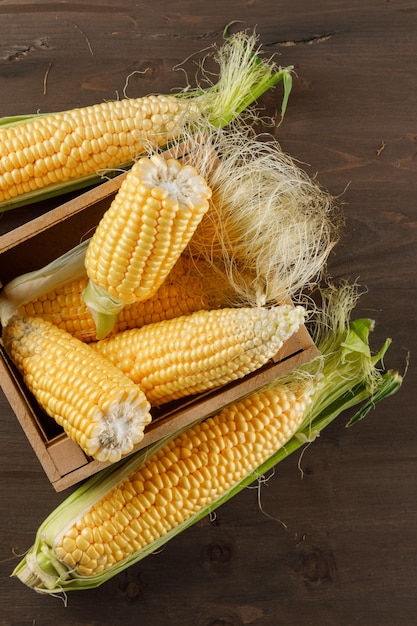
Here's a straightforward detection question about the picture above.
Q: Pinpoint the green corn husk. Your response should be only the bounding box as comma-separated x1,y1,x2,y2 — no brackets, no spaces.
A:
0,30,293,212
11,282,402,595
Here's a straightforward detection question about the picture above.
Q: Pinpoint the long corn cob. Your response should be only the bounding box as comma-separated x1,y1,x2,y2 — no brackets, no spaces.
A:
0,95,196,207
0,32,293,212
11,283,402,593
1,315,152,463
93,305,306,405
83,154,212,339
43,382,314,579
17,256,212,343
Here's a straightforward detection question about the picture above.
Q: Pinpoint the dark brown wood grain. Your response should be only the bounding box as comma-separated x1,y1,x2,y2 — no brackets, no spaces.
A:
0,1,416,625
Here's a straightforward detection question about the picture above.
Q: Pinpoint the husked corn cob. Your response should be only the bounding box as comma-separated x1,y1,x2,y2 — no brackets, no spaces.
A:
46,380,314,578
0,96,197,206
83,154,212,339
2,315,152,463
93,304,306,405
18,257,212,342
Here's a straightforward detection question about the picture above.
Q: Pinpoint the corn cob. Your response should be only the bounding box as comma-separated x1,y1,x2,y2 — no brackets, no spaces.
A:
17,378,315,588
11,283,402,593
0,32,293,212
50,381,313,577
0,95,196,207
83,154,212,339
1,315,152,463
17,256,212,343
93,304,306,405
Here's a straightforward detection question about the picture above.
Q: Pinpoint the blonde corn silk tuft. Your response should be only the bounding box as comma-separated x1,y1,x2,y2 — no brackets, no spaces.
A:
182,124,342,307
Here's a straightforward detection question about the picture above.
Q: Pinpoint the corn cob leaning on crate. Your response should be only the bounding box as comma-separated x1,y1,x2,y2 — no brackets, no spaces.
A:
82,152,212,338
11,283,402,594
0,31,293,212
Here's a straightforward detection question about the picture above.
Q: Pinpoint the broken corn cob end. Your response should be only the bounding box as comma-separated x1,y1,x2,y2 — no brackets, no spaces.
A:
83,154,212,339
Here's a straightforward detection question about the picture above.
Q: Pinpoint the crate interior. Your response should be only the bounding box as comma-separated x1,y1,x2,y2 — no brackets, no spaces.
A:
0,160,320,489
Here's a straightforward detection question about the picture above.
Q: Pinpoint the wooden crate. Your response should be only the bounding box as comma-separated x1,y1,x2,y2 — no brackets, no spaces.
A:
0,148,319,491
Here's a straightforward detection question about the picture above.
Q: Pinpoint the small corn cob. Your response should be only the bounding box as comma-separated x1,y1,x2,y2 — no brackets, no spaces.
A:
83,154,212,339
1,315,152,463
93,304,306,405
17,256,212,343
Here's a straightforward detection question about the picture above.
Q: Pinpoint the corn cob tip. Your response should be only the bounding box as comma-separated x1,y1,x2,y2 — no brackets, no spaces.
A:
87,390,152,464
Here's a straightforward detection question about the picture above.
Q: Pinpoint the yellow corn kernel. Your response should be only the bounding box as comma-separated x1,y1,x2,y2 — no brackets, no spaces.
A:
2,315,152,462
53,380,313,576
0,96,199,204
93,304,305,405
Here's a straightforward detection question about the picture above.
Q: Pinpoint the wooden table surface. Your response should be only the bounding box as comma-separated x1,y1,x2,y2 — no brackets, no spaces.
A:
0,1,415,624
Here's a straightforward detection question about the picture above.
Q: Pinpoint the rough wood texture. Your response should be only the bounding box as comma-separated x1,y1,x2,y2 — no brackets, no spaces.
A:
0,1,415,624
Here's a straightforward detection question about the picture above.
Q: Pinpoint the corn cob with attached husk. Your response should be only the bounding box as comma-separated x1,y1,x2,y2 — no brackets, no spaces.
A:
16,255,212,343
38,382,314,582
11,282,402,594
0,31,293,212
1,315,152,463
83,153,212,339
92,304,306,405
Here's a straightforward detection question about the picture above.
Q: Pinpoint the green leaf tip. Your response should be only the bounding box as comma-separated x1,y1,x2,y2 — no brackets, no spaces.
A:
345,370,403,428
341,318,374,358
